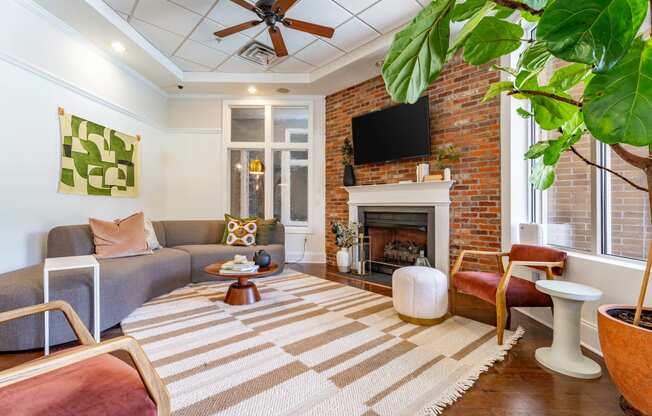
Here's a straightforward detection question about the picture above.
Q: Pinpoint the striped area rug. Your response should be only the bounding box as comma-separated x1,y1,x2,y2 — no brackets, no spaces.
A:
121,270,524,416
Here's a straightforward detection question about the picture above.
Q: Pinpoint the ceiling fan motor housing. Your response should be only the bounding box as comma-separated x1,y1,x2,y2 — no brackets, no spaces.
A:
256,0,285,26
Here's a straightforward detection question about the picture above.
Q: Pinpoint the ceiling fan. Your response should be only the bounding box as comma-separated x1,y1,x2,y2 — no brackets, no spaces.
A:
214,0,336,57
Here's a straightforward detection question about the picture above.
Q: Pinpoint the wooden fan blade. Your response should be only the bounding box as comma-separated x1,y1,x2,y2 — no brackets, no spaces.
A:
269,27,288,57
272,0,299,14
229,0,257,12
214,20,261,38
283,18,335,38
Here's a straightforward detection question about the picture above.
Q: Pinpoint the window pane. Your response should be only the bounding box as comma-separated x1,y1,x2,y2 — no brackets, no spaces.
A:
273,150,308,224
230,149,265,218
232,107,264,142
607,145,651,260
544,133,594,251
273,107,308,143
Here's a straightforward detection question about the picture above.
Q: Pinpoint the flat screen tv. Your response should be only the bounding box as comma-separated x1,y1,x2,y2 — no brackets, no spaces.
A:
352,96,430,165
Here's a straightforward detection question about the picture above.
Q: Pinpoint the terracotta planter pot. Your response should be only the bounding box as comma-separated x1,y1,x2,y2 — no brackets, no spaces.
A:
598,305,652,415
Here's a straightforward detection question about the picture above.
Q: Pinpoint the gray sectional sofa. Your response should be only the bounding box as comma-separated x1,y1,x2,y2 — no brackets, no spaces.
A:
0,220,285,351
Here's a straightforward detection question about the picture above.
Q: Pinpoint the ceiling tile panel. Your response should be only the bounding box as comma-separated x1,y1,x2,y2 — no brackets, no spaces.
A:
358,0,421,34
131,18,185,55
255,26,315,55
209,0,263,37
171,56,213,71
176,39,229,67
270,57,315,73
328,17,378,52
133,0,203,36
170,0,217,15
216,56,268,72
286,0,352,31
191,18,251,54
294,39,344,67
104,0,136,14
332,0,379,14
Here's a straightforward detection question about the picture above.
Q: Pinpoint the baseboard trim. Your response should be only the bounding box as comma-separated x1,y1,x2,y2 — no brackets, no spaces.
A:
286,252,326,264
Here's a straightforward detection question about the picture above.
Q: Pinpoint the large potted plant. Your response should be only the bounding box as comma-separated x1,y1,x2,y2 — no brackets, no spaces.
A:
381,0,652,413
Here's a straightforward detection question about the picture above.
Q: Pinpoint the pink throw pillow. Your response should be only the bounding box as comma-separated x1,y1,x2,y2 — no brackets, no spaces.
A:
89,212,149,259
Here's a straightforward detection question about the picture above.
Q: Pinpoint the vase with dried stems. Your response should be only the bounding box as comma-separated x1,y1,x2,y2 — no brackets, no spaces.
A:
380,0,652,413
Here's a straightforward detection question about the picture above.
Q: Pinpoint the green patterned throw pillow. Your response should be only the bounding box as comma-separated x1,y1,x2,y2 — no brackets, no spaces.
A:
224,215,257,246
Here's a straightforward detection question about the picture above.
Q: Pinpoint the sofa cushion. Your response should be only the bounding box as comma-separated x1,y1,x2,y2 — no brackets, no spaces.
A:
174,244,285,283
47,225,95,257
0,354,156,416
0,248,191,351
162,220,224,247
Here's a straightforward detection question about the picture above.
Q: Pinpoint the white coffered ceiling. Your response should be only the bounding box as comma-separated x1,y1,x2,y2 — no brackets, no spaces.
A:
105,0,428,74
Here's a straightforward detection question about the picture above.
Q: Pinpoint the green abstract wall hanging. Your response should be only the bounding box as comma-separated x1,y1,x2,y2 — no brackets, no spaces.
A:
58,109,140,197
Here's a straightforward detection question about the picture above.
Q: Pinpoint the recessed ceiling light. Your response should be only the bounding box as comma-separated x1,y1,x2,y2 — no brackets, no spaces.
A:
111,41,126,53
277,88,290,94
248,86,257,94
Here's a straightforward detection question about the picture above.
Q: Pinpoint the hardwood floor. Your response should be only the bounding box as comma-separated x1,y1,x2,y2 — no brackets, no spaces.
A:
0,263,623,415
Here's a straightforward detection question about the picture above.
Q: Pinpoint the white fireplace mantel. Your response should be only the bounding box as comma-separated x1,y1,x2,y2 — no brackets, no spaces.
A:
344,181,454,275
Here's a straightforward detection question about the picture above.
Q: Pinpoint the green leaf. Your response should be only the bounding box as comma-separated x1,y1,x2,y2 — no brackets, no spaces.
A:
523,0,548,9
381,0,456,104
494,5,515,18
548,63,592,91
584,38,652,146
520,11,541,22
518,41,551,72
543,139,564,165
530,160,556,190
517,107,534,118
463,16,524,65
447,1,495,59
490,64,517,76
514,69,540,89
524,141,550,159
451,0,486,21
483,81,514,101
524,88,579,130
538,0,648,72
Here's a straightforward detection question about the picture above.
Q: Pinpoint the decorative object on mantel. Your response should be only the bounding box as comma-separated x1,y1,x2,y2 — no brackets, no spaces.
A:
416,162,430,182
341,139,355,186
331,221,357,273
433,144,459,179
58,107,139,197
424,174,443,182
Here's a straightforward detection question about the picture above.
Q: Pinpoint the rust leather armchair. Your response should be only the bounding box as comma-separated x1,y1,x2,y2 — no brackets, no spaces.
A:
451,244,567,345
0,301,170,416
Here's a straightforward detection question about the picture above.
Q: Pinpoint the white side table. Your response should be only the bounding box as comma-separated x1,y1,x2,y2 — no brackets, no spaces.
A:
534,280,602,379
43,255,100,355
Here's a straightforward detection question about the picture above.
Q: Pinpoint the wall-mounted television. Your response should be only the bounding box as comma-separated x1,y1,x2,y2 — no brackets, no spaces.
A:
352,96,430,165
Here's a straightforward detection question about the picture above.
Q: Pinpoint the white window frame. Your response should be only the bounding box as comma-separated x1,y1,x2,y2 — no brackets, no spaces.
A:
223,100,313,232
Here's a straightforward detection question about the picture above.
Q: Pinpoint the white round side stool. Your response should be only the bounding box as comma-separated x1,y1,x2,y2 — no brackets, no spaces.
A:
392,266,448,326
534,280,603,379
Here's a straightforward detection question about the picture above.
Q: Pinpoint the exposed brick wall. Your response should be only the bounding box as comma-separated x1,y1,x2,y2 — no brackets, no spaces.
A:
325,55,502,271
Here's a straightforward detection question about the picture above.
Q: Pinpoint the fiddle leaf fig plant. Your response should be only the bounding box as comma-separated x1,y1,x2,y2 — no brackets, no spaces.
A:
381,0,652,326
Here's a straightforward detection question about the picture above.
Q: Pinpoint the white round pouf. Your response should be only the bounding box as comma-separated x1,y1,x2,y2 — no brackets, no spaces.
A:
392,266,449,326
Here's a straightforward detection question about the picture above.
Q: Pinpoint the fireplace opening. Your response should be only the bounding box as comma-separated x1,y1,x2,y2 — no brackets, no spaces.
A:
361,210,432,276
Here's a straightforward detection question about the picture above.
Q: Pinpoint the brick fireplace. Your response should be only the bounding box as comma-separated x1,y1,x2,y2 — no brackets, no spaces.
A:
325,54,502,272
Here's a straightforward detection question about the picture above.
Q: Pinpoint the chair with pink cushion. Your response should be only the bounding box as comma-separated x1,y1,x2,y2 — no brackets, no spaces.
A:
451,244,567,345
0,301,170,416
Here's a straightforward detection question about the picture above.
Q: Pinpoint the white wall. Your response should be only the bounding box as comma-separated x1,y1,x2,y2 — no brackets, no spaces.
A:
164,96,327,263
0,0,168,273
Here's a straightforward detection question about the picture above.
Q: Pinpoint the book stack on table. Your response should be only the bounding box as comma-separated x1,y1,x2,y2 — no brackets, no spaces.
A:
220,261,259,275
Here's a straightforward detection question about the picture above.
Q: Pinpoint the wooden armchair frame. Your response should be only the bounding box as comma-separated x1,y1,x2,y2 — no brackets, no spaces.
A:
451,250,565,345
0,301,171,415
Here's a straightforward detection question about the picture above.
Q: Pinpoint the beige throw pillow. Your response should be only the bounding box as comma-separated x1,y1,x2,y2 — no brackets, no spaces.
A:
89,212,150,259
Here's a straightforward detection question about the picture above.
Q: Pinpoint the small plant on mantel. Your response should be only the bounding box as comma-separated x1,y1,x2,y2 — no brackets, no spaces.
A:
341,139,356,186
432,144,460,170
380,0,652,411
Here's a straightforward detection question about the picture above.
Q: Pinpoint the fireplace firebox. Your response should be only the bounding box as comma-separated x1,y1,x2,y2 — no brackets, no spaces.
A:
359,207,436,275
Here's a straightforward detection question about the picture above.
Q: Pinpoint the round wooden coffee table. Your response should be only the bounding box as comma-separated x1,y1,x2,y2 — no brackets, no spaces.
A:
203,262,279,305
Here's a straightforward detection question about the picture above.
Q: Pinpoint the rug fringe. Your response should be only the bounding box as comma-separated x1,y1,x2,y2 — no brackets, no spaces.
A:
420,326,526,416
